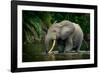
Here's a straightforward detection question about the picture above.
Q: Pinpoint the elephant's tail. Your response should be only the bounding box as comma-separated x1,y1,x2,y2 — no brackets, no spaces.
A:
83,39,89,49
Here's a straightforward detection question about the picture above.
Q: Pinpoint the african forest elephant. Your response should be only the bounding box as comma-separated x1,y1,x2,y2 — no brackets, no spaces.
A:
45,20,83,54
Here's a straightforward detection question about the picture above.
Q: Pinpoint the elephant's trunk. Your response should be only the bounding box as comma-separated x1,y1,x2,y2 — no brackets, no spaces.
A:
45,37,49,53
48,40,56,54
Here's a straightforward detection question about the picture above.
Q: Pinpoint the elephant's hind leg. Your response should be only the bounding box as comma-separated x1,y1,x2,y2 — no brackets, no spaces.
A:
76,39,83,52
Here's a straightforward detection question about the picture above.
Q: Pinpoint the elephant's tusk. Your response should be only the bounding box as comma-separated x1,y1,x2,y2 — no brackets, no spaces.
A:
48,40,56,54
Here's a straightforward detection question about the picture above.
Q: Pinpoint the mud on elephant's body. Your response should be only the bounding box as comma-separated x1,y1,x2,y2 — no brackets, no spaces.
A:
45,20,83,54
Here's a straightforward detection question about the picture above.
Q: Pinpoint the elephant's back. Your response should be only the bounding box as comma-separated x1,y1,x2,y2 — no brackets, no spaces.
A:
60,20,75,27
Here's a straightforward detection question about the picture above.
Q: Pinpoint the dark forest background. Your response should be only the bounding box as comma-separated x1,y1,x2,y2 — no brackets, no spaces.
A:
22,10,90,62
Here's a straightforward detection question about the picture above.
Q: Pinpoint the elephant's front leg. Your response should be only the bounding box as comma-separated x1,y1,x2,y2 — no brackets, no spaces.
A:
64,38,73,53
58,45,65,53
57,39,65,53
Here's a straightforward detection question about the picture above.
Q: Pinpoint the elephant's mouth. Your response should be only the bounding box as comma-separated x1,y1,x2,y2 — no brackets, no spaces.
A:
48,39,56,54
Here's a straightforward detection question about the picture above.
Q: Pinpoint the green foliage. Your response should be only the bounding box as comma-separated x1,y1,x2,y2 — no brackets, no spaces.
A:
23,11,42,42
36,12,52,28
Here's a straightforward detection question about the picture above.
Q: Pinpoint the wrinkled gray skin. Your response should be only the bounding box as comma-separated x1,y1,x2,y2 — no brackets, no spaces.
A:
45,20,83,53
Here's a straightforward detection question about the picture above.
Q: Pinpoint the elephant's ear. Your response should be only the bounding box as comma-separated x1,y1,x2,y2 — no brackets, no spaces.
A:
53,21,57,24
60,25,75,40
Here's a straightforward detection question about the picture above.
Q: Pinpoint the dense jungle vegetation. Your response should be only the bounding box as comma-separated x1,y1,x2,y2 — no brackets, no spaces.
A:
22,10,90,62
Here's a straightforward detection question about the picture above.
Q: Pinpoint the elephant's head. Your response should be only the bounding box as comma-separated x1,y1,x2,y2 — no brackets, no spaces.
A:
45,20,75,54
